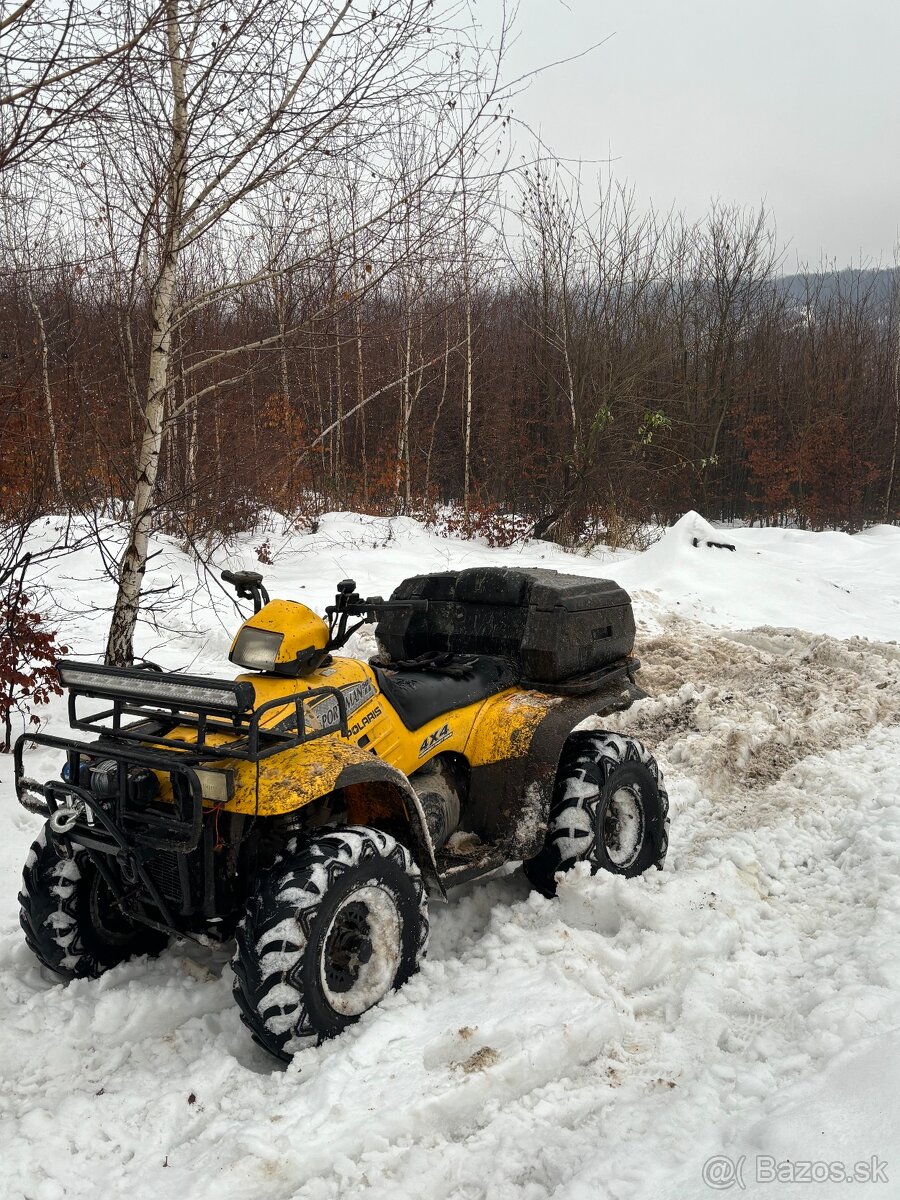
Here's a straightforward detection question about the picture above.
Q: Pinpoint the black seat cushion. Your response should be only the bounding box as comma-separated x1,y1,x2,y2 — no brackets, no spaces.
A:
372,655,517,732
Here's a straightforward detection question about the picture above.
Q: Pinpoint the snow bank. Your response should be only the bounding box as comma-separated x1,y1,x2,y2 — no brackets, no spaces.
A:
614,510,900,640
2,511,899,1199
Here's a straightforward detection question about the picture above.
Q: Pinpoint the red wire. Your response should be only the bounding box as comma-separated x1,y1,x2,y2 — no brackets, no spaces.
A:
213,803,225,851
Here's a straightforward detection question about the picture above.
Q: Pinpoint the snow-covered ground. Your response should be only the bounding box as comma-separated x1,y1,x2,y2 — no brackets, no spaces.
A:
1,510,899,1200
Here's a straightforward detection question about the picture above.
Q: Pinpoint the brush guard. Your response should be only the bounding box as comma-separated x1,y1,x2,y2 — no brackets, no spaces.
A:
15,736,248,932
13,740,208,929
15,733,206,849
13,660,355,933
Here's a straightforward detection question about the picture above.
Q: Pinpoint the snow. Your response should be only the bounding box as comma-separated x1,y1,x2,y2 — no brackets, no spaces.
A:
612,510,900,640
2,511,900,1199
320,884,403,1019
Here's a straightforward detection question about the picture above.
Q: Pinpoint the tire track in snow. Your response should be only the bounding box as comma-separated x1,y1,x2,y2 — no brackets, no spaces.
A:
2,618,900,1199
603,616,900,833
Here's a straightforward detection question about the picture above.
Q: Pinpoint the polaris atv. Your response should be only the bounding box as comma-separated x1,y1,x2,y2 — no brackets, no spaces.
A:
14,566,669,1061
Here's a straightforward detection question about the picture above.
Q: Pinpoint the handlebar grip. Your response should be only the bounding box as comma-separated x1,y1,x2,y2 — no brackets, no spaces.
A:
363,598,429,613
222,569,264,586
324,598,429,618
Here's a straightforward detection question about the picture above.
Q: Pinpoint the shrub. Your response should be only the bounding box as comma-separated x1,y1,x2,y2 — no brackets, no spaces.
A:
0,591,66,752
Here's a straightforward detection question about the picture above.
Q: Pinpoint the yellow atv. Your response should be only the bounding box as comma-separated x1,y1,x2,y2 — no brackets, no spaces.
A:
14,566,669,1061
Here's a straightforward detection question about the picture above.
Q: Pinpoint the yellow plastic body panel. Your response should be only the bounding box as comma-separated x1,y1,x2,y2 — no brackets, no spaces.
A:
463,687,564,765
154,655,526,818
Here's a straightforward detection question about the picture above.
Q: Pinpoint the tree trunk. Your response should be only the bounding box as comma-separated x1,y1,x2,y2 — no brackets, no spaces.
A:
463,292,473,516
424,318,451,503
355,307,368,503
105,255,177,664
28,291,63,501
334,314,344,494
884,292,900,523
560,292,578,458
395,317,413,512
105,0,186,664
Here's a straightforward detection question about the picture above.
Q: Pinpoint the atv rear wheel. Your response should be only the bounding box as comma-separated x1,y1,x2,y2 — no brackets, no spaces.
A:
524,730,669,897
19,824,168,978
231,826,429,1061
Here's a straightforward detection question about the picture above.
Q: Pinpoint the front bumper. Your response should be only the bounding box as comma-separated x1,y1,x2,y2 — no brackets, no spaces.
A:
14,731,209,931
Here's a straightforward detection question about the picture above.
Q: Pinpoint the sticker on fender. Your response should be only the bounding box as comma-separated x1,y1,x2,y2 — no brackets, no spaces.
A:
308,679,377,732
419,723,452,757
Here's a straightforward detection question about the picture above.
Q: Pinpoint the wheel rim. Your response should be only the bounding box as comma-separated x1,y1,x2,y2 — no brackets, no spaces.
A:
601,785,645,869
88,870,136,946
320,884,402,1018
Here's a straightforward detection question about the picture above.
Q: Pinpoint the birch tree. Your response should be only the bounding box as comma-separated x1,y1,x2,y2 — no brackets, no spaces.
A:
84,0,507,664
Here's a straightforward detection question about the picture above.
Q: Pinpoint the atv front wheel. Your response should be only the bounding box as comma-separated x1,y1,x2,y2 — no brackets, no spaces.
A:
231,826,429,1061
19,823,168,978
524,730,669,897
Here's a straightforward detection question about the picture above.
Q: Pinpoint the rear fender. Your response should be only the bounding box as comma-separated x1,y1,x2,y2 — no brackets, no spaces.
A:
465,676,646,860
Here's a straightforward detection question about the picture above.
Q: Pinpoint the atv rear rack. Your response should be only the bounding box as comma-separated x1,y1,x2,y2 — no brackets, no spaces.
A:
55,659,350,763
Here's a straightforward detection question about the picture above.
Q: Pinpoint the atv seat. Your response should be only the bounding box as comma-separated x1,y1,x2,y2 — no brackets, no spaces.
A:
372,655,517,732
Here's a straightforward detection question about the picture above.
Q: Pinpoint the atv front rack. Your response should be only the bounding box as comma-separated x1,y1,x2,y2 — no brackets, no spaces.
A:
12,662,359,934
55,659,350,763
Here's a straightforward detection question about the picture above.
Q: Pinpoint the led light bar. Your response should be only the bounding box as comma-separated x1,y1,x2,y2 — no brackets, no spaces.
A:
56,660,255,715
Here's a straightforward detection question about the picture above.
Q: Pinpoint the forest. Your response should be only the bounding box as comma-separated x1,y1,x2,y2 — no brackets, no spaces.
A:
5,190,899,540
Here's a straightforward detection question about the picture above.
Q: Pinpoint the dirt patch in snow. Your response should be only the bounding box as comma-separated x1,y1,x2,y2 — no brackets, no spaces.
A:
601,616,900,800
453,1046,500,1074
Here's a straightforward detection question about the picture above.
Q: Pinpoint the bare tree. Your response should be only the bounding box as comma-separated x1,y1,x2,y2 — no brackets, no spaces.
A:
75,0,508,663
0,172,88,500
515,161,664,539
884,258,900,523
0,0,162,170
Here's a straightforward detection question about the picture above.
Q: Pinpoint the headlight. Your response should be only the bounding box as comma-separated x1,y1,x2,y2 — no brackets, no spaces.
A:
194,768,234,804
229,627,283,672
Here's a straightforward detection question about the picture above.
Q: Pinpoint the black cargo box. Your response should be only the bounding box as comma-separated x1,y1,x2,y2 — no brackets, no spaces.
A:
375,566,635,683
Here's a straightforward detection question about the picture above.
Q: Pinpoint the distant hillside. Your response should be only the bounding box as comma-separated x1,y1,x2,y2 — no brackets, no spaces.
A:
776,266,899,305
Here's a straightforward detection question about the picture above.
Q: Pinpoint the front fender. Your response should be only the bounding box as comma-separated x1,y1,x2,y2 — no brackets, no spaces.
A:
228,736,444,896
226,735,370,816
332,755,443,896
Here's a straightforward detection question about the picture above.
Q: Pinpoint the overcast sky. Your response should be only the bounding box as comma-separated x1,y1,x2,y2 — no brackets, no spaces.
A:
492,0,900,270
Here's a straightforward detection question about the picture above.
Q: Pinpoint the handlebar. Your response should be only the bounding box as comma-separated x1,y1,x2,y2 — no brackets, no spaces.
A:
220,569,270,614
325,598,428,617
220,567,427,650
324,581,428,652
